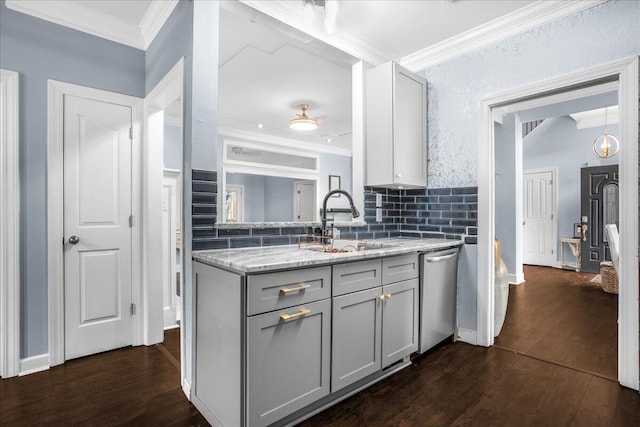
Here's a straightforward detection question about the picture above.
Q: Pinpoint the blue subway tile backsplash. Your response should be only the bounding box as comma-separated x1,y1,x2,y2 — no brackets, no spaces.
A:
191,169,478,250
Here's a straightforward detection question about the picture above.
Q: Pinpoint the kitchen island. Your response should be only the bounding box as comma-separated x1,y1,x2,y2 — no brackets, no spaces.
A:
192,238,463,427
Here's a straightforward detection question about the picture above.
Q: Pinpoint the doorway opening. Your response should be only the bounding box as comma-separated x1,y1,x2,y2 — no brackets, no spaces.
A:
478,57,638,390
145,59,185,383
493,89,621,380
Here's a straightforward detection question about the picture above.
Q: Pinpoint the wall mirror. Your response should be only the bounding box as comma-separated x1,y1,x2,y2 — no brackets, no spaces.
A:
217,2,358,225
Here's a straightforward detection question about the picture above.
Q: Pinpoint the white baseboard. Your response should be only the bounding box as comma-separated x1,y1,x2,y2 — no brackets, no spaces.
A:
19,353,50,376
456,328,477,345
508,272,525,285
182,378,192,401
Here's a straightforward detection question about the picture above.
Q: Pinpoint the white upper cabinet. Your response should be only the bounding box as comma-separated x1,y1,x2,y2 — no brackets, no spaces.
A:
365,61,427,188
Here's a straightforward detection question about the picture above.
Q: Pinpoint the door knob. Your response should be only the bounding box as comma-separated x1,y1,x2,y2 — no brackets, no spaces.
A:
581,224,588,242
68,235,80,245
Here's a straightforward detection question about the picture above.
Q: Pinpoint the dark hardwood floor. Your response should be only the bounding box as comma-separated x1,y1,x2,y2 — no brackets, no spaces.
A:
3,279,638,426
495,265,618,380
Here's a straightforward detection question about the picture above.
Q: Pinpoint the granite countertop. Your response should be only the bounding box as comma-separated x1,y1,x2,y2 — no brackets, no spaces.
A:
193,238,463,274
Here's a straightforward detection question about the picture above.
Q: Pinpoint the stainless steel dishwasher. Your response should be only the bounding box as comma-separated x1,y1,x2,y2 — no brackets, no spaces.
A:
419,247,460,353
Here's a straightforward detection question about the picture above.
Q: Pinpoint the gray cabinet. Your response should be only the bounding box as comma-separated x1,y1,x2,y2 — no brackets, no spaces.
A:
194,253,421,426
331,287,382,392
365,61,427,189
332,259,381,296
247,299,331,427
381,278,419,368
331,257,419,392
247,266,331,315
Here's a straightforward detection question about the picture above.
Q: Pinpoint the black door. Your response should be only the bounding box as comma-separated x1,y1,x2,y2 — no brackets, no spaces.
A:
580,165,618,274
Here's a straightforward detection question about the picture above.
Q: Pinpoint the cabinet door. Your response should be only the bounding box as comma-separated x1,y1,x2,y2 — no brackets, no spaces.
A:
247,299,331,427
382,278,419,368
331,287,382,392
393,64,427,187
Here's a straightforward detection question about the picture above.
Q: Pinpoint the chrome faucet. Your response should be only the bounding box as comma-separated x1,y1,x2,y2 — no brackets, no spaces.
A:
320,189,360,240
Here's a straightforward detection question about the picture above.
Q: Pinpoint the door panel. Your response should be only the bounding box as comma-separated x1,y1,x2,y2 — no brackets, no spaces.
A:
382,279,418,368
331,287,382,392
79,250,120,323
580,165,618,273
64,94,133,360
523,170,555,266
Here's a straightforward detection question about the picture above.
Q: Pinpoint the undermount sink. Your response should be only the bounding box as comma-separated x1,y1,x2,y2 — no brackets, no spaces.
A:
299,239,389,253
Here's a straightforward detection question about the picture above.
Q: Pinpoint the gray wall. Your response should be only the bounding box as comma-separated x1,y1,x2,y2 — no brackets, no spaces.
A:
524,117,618,264
225,174,301,222
164,124,182,170
264,177,296,222
145,0,219,385
420,0,640,332
0,1,145,357
226,173,266,222
494,114,518,273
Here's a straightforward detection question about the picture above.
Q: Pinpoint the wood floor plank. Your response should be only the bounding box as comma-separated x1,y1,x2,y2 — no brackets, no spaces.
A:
495,266,617,380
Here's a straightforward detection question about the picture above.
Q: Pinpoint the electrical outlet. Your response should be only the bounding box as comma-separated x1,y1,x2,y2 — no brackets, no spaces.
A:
376,208,382,222
376,193,382,207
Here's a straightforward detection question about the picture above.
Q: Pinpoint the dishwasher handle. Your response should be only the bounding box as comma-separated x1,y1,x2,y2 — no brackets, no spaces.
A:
425,252,458,263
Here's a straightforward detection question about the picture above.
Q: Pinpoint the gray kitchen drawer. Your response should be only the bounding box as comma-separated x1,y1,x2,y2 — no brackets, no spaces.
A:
332,259,382,296
382,254,419,285
247,266,331,316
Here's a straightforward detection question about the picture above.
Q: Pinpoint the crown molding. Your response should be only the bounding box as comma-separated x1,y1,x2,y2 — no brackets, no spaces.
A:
400,0,607,72
140,0,178,49
239,0,391,66
5,0,177,51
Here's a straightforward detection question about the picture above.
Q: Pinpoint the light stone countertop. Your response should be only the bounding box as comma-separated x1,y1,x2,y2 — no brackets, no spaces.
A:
193,238,463,274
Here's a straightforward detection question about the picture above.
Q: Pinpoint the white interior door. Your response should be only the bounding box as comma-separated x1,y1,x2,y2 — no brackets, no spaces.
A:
295,181,316,221
162,170,180,328
523,169,556,267
64,94,133,360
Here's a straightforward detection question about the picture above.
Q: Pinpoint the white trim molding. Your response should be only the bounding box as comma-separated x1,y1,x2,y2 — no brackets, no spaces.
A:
19,353,49,376
0,68,20,379
401,1,606,72
47,80,144,366
456,328,477,346
139,0,179,49
5,0,178,50
182,378,192,401
478,57,639,390
508,273,525,286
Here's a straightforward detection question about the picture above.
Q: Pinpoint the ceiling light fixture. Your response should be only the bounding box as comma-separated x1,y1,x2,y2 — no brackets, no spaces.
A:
256,123,264,129
302,0,339,34
592,107,620,159
289,104,318,131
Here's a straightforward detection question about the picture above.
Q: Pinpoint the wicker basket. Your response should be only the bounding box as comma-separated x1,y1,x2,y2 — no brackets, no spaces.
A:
600,261,618,294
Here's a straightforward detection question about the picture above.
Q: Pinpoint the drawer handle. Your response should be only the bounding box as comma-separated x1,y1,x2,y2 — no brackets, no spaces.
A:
280,284,310,294
425,253,457,263
280,308,311,322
